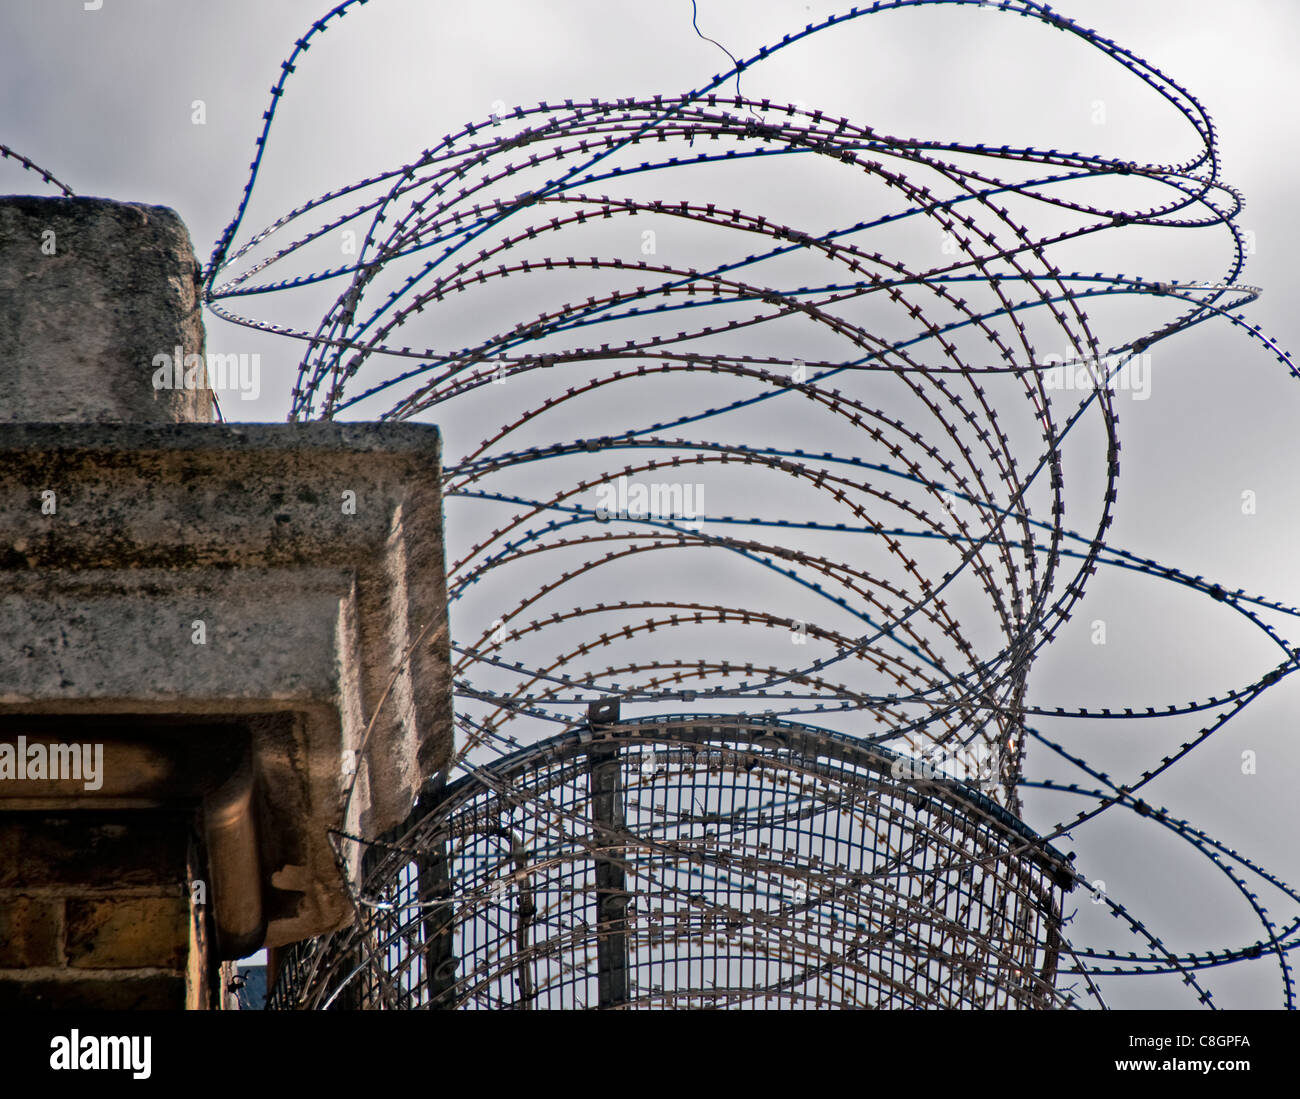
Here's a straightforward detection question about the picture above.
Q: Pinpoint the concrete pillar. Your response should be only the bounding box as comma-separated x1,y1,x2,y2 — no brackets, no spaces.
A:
0,197,211,423
0,197,453,1009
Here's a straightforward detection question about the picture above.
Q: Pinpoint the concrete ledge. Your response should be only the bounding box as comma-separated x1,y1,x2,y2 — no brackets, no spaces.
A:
0,421,453,947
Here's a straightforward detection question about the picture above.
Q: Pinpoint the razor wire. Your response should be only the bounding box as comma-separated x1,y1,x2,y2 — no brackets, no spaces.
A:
11,0,1291,1008
215,0,1295,1011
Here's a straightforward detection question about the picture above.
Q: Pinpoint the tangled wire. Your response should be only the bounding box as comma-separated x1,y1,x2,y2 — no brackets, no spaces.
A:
11,0,1297,1008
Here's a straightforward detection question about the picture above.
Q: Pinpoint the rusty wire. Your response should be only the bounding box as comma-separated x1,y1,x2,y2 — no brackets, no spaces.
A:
0,143,76,197
130,0,1300,1007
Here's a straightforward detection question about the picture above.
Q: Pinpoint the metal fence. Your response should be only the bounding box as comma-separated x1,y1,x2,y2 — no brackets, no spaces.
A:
269,715,1075,1009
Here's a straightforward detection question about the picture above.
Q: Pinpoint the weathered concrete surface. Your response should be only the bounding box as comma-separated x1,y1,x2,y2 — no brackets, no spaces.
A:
0,196,211,422
0,196,453,975
0,423,453,946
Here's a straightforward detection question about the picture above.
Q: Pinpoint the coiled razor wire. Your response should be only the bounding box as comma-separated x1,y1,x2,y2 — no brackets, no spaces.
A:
223,0,1295,1011
13,0,1295,1008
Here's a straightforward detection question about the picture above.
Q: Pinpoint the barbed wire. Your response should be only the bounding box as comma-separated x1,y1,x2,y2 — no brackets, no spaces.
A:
213,0,1296,1009
7,0,1289,1008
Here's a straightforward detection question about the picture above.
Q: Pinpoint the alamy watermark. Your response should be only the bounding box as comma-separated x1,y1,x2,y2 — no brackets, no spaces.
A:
50,1030,150,1080
594,475,705,531
151,346,261,401
0,736,103,791
1039,351,1152,401
890,740,1002,791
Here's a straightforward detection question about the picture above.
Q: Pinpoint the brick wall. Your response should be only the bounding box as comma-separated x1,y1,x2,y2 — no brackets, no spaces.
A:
0,809,214,1009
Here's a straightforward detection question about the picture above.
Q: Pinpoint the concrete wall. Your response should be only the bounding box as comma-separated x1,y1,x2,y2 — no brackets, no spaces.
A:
0,195,452,1008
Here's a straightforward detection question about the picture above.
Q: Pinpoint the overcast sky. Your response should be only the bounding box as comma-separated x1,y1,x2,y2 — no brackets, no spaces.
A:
4,0,1298,1009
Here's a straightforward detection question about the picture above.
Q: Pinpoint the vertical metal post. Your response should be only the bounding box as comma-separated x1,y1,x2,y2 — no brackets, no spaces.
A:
415,776,457,1009
589,741,630,1008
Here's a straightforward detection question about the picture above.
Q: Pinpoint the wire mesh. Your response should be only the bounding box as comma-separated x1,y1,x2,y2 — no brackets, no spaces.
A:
269,716,1075,1009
